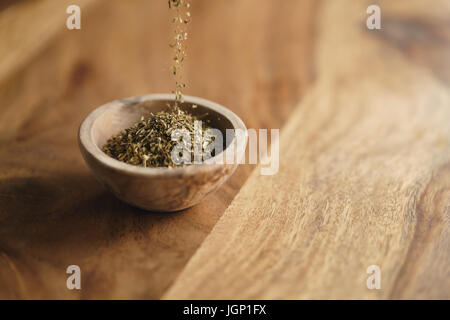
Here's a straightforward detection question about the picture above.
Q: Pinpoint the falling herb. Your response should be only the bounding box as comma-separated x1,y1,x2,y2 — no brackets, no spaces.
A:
102,0,202,168
169,0,191,106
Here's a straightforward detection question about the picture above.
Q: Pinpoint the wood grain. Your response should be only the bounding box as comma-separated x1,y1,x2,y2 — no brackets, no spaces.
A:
0,0,315,298
0,0,96,84
163,0,450,299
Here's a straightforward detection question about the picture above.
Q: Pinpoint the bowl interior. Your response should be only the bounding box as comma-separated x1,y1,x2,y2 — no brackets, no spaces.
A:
91,98,235,152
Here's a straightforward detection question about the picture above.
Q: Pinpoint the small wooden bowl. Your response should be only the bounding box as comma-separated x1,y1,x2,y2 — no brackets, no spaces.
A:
78,94,247,212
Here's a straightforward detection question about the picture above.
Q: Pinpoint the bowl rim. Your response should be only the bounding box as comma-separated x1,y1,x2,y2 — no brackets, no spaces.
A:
78,93,248,177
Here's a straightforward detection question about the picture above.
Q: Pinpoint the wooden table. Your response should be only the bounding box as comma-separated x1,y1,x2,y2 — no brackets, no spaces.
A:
0,0,449,299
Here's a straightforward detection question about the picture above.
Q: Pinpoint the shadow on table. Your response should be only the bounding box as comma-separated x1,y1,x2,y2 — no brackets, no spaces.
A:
0,171,179,260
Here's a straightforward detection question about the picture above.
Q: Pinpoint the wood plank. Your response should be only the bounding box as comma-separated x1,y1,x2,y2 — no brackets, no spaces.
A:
163,0,450,299
0,0,98,142
0,0,97,84
0,0,316,298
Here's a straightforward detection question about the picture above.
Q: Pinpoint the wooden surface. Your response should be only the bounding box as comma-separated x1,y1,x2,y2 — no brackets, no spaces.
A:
0,0,315,299
165,0,450,299
1,0,449,299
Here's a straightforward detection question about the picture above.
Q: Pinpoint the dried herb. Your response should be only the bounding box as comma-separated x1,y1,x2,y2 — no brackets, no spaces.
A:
169,0,191,106
102,0,200,168
102,108,209,168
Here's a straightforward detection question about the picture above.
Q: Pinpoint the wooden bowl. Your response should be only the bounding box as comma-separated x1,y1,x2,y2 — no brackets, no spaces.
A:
78,94,247,212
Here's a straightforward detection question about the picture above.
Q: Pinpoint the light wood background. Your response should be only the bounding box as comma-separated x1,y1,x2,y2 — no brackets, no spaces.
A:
0,0,449,299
